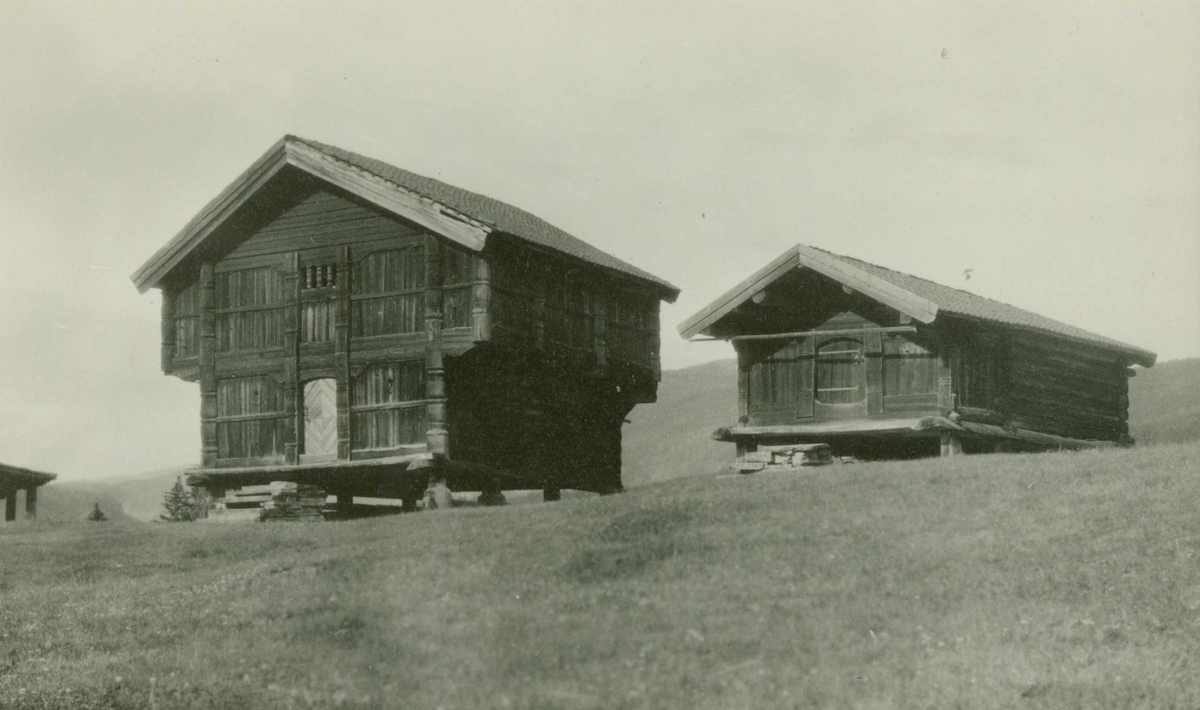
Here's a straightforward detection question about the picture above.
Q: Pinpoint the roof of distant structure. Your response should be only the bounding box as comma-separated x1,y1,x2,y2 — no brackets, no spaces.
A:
0,462,57,490
132,135,679,300
679,243,1156,367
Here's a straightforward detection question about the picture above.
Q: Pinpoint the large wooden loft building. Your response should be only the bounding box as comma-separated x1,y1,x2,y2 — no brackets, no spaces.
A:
132,136,678,505
680,244,1156,462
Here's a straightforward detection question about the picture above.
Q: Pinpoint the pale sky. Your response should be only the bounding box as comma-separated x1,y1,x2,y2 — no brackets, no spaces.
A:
1,1,1197,481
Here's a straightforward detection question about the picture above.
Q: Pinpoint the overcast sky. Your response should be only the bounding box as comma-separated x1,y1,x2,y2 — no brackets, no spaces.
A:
1,1,1196,481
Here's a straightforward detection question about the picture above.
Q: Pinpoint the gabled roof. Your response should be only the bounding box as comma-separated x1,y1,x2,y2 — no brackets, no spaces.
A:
131,136,679,300
679,243,1157,367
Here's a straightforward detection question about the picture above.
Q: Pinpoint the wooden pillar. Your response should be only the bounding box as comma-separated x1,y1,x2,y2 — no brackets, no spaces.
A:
471,253,492,343
334,246,352,460
543,486,561,503
336,494,353,517
424,235,448,458
734,342,750,423
4,492,16,522
937,337,955,416
940,432,963,457
282,253,300,464
198,264,218,468
865,331,883,415
160,288,175,373
24,486,37,519
650,299,662,382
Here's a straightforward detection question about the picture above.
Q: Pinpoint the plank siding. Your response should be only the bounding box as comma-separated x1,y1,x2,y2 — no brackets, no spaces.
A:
225,189,420,260
350,362,426,451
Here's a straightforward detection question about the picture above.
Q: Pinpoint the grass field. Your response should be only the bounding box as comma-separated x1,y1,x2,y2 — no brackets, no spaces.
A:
2,444,1199,709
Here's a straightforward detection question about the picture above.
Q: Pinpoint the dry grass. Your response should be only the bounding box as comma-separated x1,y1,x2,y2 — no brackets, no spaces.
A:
2,443,1199,708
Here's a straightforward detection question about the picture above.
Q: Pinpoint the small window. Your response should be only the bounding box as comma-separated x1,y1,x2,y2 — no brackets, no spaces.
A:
816,338,865,404
301,263,337,290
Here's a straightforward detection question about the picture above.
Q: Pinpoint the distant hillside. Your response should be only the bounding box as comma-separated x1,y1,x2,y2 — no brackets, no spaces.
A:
621,355,1200,486
62,467,190,522
31,484,131,523
622,359,737,486
1128,357,1200,446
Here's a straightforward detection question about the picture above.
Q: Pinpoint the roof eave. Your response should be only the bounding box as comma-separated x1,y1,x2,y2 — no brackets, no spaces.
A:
678,244,939,340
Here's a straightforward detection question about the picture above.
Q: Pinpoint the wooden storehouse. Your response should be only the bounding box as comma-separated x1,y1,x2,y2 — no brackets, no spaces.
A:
679,244,1156,464
1,463,56,522
132,136,678,506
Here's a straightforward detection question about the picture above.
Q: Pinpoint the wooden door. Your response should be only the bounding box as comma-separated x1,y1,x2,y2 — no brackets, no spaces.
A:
303,378,338,459
815,338,868,418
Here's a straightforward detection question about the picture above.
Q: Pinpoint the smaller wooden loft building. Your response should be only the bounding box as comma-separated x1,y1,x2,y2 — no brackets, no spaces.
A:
132,136,678,506
679,244,1157,461
1,463,56,522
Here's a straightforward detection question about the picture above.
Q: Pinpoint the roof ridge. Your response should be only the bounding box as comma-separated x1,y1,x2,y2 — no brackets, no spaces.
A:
802,244,1154,364
287,136,678,296
810,245,1029,313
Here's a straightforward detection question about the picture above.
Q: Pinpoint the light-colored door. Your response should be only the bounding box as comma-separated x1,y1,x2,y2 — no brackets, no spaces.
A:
303,378,338,459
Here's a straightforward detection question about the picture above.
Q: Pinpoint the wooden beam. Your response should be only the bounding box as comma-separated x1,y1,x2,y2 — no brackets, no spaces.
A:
198,263,218,468
160,288,175,373
24,486,37,519
424,235,448,457
285,141,491,252
282,253,300,465
729,326,917,342
335,246,352,461
713,418,926,440
471,253,492,343
4,493,15,522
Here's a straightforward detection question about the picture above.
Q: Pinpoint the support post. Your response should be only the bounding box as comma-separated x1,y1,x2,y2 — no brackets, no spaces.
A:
940,432,963,457
160,288,175,373
283,253,300,464
477,478,507,506
198,263,218,467
543,486,561,503
335,246,352,461
24,486,37,519
471,253,492,343
424,236,449,458
5,492,16,522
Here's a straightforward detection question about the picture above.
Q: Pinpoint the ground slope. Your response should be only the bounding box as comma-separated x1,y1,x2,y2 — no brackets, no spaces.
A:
2,443,1197,709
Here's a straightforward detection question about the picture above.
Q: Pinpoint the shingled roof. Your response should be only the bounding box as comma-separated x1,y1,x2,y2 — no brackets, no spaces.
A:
131,136,679,299
679,243,1156,367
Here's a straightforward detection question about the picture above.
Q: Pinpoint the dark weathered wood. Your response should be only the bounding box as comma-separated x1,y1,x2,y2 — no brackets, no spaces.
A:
283,253,300,464
23,486,37,519
424,235,448,457
866,331,883,415
471,253,492,343
335,246,352,460
4,493,16,522
199,263,218,467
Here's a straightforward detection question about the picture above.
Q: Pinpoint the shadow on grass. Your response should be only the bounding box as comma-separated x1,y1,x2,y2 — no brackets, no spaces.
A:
562,501,714,584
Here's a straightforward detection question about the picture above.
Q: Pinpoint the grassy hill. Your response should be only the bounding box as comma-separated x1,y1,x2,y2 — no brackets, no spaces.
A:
2,443,1198,709
624,357,1200,485
1128,357,1200,446
59,467,190,522
622,359,737,486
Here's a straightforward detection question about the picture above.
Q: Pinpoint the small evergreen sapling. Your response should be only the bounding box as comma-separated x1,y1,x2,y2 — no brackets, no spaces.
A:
87,501,107,522
160,477,206,522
